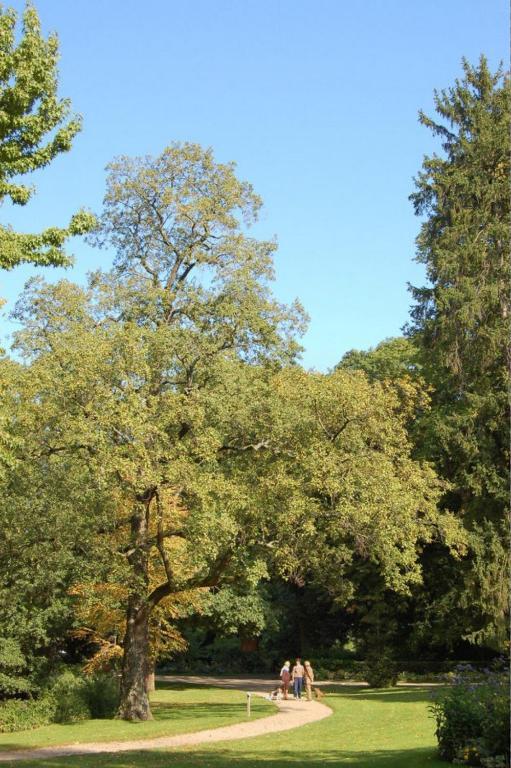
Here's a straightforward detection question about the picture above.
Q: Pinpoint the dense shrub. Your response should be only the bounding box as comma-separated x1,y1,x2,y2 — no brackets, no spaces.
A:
312,666,331,680
430,662,510,766
49,670,90,723
312,657,359,672
161,636,275,675
302,658,489,684
49,670,120,722
162,637,493,683
397,670,452,684
364,654,399,688
81,674,119,719
0,638,33,699
0,669,121,732
0,696,56,733
332,665,366,681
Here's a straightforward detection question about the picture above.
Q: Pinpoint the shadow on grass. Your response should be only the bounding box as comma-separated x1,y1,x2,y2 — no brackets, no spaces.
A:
0,702,263,755
151,702,250,721
320,686,439,704
154,683,213,692
155,682,272,693
162,746,444,767
5,746,445,767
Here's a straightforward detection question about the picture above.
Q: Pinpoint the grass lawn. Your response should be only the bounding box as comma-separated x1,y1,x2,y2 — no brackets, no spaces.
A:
0,684,446,768
0,683,274,753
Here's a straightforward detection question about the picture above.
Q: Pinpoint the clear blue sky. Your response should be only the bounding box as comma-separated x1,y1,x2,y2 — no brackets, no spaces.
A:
1,0,508,369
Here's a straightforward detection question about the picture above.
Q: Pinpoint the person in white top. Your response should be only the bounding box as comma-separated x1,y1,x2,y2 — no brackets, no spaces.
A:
279,660,291,699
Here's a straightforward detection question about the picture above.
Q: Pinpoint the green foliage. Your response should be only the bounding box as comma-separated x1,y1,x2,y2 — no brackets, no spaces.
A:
264,367,461,597
364,652,399,688
47,670,91,723
407,56,510,650
341,60,511,662
4,203,457,714
0,3,95,268
0,695,56,733
337,337,420,382
162,635,274,675
408,55,510,514
0,416,105,673
0,669,120,731
202,585,276,639
0,637,33,699
7,142,307,718
80,674,120,719
430,663,510,765
7,142,455,717
409,57,509,403
0,356,24,483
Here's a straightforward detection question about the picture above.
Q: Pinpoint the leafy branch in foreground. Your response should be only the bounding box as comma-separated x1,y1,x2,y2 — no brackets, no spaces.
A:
0,3,95,269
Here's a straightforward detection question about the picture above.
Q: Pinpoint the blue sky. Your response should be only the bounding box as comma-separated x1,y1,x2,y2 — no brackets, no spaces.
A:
1,0,508,369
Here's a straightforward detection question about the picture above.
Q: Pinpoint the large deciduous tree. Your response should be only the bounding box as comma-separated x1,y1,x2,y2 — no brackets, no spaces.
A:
0,3,94,269
11,143,304,720
261,367,462,600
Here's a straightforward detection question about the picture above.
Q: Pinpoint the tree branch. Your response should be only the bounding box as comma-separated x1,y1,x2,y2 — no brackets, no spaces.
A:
220,440,270,452
146,545,235,609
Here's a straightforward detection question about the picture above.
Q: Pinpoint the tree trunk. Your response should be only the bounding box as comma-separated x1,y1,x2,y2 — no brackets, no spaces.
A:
240,637,259,653
118,503,153,721
298,619,305,656
118,597,153,720
145,661,155,693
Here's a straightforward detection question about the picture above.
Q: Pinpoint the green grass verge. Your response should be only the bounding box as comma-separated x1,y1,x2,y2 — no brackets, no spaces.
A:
0,684,446,768
0,684,274,752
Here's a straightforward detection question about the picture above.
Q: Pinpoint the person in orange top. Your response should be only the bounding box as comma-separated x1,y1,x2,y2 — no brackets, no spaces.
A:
304,660,314,701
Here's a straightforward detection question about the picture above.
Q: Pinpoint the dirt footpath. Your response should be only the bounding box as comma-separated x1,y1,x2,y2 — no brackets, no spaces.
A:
0,679,332,764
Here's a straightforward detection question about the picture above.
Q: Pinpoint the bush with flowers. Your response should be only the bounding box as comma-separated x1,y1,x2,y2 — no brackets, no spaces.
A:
430,661,509,766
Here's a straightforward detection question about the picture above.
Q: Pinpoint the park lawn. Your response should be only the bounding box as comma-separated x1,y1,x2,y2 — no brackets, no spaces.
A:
1,685,447,768
0,684,274,753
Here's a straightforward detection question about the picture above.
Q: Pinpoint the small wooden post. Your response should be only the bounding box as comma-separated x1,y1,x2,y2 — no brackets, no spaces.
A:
246,692,252,717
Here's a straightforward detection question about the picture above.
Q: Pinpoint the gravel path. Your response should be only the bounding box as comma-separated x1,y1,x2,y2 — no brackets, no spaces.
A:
0,679,332,764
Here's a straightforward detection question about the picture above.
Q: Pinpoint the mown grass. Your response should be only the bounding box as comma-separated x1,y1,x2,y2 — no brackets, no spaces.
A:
0,683,274,752
0,684,446,767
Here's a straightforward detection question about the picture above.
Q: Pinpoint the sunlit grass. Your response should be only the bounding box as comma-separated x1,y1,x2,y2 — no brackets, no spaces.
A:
1,684,446,768
0,684,274,752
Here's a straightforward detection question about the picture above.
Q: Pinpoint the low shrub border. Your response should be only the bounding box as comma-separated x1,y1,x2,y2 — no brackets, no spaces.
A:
0,696,56,733
0,670,120,733
159,658,493,684
430,662,509,767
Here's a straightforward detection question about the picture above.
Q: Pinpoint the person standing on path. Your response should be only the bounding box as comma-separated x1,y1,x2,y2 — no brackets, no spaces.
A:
291,658,305,699
280,660,291,700
304,660,315,701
